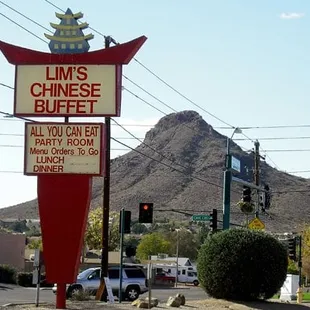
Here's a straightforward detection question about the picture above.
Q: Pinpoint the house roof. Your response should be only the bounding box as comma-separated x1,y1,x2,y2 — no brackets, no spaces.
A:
150,256,191,266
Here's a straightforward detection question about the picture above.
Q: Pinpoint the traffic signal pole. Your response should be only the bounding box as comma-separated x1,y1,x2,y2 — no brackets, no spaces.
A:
254,141,260,217
223,138,232,230
119,208,125,303
297,235,303,303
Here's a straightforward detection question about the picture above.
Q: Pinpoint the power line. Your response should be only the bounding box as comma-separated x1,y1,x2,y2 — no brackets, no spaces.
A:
239,125,310,130
123,87,168,115
123,75,179,114
0,111,37,122
132,58,236,129
111,118,188,171
0,133,145,139
43,0,111,41
0,13,48,44
0,144,130,151
0,3,280,170
0,0,52,33
216,125,310,130
111,118,227,185
111,137,225,190
42,0,235,129
0,107,227,191
263,149,310,153
235,136,310,141
273,189,310,194
0,83,14,90
123,86,216,138
259,146,280,170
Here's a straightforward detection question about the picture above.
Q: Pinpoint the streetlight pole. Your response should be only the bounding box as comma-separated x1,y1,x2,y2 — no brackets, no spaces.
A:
222,128,242,230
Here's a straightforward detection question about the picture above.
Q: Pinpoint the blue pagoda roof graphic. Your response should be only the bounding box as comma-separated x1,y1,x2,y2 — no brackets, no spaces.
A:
44,8,94,54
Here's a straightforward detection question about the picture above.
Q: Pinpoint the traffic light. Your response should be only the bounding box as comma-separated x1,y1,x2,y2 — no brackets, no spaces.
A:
139,203,153,223
119,210,131,234
264,185,271,210
209,209,218,232
288,238,297,261
242,186,252,203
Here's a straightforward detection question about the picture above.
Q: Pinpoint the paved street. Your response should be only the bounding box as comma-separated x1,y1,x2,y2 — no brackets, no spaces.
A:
0,283,207,306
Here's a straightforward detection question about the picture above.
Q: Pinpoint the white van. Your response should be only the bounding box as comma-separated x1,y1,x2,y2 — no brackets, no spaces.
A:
164,266,199,286
177,268,199,286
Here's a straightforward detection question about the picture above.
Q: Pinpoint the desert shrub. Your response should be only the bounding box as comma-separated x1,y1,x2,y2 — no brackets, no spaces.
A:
197,229,288,301
287,259,299,275
71,289,91,301
17,272,33,287
0,264,16,284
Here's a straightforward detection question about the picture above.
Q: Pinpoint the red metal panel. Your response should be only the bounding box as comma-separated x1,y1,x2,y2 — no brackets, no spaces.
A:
0,36,147,65
116,65,123,117
37,174,92,283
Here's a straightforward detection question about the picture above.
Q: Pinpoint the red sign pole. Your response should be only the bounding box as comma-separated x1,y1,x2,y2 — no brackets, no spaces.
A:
56,283,67,309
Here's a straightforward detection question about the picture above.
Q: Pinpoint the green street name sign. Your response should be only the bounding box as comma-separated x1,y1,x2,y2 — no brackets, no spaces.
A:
192,214,211,221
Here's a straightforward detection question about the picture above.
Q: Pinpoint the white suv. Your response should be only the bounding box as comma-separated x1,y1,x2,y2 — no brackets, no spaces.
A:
52,265,148,301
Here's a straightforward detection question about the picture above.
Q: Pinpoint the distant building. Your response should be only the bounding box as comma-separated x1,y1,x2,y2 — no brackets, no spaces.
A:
0,232,25,269
150,254,195,267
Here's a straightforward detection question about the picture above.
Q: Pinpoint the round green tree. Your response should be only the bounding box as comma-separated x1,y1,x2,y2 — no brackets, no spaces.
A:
197,229,288,301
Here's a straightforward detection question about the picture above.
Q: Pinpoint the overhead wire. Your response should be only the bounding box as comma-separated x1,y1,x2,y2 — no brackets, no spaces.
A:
0,107,227,190
41,1,259,140
235,136,310,141
111,137,226,190
1,1,281,171
0,83,14,90
0,13,48,44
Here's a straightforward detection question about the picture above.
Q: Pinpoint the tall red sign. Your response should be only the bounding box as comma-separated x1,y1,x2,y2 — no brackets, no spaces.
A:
0,7,146,309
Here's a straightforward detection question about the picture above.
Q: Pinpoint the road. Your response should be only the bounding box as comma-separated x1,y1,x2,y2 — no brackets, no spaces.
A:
0,284,207,306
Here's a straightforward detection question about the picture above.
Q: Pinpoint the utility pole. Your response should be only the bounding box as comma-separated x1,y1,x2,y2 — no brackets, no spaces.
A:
254,140,260,217
100,35,112,301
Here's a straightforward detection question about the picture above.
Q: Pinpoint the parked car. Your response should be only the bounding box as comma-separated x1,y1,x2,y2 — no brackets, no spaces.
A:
52,265,148,301
155,272,175,283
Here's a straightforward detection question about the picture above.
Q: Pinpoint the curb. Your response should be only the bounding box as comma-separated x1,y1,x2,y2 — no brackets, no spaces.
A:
1,302,50,307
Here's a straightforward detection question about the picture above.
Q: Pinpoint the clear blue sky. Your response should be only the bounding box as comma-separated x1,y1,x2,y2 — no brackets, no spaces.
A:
1,0,310,208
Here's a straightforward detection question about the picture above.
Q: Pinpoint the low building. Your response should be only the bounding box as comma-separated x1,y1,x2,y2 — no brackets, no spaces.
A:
0,231,26,269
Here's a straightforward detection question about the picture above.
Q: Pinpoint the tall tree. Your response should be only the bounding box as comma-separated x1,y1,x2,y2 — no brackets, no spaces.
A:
302,225,310,278
136,233,171,260
167,229,199,261
85,208,120,251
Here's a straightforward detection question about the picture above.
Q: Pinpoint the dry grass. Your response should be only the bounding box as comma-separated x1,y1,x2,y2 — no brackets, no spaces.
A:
3,299,310,310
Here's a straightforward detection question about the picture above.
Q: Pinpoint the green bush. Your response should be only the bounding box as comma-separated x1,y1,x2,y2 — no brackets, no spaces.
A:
0,265,17,284
16,272,53,287
197,229,288,301
17,272,33,287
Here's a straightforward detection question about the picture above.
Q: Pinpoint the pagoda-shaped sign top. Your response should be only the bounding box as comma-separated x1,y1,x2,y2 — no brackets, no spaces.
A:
44,8,94,54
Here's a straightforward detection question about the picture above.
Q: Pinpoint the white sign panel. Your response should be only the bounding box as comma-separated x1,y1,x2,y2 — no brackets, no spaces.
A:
231,156,241,173
24,123,104,175
15,65,120,116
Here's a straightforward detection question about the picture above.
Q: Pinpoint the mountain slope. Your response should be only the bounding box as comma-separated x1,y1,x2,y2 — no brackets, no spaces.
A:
1,110,309,232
